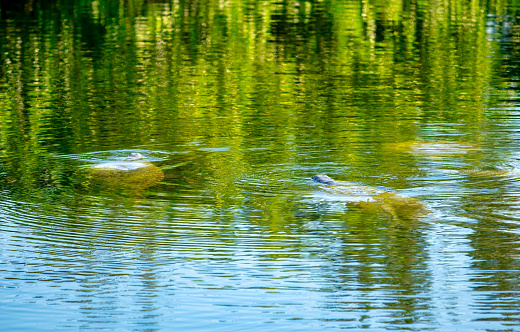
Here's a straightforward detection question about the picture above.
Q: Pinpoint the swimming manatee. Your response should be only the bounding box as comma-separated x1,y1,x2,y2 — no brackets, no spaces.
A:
88,153,164,191
312,174,427,220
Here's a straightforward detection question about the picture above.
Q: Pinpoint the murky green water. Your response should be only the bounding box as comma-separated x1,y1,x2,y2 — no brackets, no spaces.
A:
1,1,520,331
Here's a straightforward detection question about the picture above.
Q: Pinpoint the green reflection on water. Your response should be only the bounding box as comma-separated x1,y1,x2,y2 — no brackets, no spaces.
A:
1,0,520,331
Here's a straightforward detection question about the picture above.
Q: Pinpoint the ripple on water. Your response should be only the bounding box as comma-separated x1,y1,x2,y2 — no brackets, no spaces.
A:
56,149,174,163
0,190,321,273
1,166,520,332
1,187,345,331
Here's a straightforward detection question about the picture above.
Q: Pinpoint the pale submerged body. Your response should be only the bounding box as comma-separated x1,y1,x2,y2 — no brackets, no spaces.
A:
89,153,164,190
312,174,426,220
93,162,149,171
312,174,387,201
93,152,149,171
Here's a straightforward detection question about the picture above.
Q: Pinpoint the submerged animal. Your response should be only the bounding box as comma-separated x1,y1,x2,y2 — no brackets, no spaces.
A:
385,140,480,156
92,152,148,171
312,174,427,220
88,153,164,191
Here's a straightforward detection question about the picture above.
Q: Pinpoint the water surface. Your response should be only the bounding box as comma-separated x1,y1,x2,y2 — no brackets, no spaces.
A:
1,1,520,331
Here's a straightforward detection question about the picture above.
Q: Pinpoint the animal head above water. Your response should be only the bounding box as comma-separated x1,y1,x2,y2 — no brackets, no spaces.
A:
312,174,337,185
126,152,144,161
